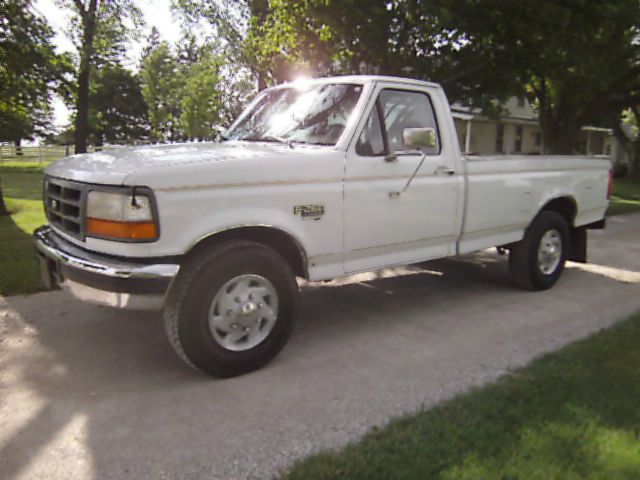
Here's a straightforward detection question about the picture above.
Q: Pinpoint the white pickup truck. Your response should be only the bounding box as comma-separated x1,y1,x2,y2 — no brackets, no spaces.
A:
35,75,611,377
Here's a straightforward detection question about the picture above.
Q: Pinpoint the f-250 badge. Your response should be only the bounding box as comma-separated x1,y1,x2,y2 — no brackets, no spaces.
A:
294,204,325,219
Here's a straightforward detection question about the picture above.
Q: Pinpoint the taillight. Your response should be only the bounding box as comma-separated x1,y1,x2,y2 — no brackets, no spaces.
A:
607,170,613,199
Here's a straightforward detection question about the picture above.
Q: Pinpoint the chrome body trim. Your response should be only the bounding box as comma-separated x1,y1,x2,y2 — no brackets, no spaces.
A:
34,226,179,279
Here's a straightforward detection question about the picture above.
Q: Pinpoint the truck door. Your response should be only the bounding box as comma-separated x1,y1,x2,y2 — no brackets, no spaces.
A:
343,84,460,273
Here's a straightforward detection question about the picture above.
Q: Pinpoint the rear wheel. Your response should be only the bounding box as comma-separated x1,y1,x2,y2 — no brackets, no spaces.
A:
163,240,299,377
509,211,570,291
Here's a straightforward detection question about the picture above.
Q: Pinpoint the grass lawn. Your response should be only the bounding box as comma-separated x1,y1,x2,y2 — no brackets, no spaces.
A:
281,311,640,479
0,165,46,296
608,178,640,216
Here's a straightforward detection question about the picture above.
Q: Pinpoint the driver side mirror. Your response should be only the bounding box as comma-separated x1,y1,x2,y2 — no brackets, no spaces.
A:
402,127,437,149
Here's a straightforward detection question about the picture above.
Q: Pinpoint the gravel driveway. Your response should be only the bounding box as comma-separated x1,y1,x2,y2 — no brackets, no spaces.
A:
2,213,640,480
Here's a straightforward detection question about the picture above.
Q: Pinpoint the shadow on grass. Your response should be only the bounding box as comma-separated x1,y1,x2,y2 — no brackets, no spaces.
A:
0,167,47,295
0,173,46,297
0,209,44,296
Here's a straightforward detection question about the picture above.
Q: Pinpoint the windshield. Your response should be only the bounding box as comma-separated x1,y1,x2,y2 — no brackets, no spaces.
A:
226,83,363,146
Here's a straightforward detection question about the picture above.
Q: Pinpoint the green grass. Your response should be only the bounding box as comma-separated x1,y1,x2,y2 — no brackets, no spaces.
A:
0,165,46,296
281,312,640,479
608,178,640,216
0,160,56,170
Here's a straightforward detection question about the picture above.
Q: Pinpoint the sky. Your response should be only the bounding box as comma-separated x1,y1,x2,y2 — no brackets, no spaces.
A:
33,0,184,129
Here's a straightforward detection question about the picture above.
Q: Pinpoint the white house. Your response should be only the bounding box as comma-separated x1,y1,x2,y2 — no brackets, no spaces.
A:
451,98,620,161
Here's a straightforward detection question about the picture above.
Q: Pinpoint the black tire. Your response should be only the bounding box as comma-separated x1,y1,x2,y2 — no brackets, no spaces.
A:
163,240,299,377
509,211,570,291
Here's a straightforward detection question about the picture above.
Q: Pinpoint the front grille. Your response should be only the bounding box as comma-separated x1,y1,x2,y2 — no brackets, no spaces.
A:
44,176,87,239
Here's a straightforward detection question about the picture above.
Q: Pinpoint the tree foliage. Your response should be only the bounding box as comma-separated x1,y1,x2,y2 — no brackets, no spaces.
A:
140,40,183,141
0,0,70,143
180,53,223,140
89,64,149,145
238,0,640,154
0,0,69,215
444,0,640,154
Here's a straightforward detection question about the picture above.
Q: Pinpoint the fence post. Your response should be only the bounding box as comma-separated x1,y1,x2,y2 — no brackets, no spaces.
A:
38,145,42,164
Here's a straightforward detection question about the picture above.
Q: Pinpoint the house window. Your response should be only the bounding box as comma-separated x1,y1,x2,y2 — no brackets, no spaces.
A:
495,124,504,153
515,125,523,153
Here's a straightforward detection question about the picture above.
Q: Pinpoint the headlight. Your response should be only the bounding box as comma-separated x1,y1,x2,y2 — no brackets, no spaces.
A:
86,189,158,242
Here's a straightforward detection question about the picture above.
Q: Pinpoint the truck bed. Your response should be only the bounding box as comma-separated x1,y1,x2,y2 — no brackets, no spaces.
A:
458,155,610,254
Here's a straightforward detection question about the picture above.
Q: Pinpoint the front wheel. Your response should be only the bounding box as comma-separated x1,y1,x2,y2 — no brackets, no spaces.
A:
163,240,299,377
509,211,570,291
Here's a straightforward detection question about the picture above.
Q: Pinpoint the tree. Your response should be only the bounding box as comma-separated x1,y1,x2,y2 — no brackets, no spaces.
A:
244,0,640,154
0,0,69,144
174,0,270,88
140,41,183,142
63,0,143,153
217,68,255,128
442,0,640,154
242,0,521,109
180,54,223,140
89,65,149,145
1,0,68,216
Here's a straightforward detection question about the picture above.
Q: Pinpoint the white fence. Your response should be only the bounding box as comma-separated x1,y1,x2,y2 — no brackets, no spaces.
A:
0,145,130,165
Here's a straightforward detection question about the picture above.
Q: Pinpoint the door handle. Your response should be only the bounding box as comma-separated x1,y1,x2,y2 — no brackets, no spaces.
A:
435,166,455,176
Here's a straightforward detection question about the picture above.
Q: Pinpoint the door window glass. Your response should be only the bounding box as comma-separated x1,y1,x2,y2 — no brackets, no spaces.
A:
356,105,385,156
378,89,440,154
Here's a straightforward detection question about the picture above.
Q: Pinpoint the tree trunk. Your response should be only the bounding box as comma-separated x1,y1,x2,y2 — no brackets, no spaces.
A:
75,64,90,154
539,109,581,155
0,181,8,216
74,4,97,154
629,142,640,180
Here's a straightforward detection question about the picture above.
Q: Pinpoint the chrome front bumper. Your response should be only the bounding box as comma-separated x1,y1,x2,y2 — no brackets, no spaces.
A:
34,226,180,310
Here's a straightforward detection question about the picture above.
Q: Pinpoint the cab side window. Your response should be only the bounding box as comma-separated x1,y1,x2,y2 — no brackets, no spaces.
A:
356,104,385,156
378,89,440,154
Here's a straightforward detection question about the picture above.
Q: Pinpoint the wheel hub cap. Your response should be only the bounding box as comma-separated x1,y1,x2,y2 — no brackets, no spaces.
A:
208,274,279,352
240,302,258,316
537,229,562,275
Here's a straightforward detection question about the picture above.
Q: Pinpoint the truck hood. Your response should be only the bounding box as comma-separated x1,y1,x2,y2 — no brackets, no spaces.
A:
45,142,309,185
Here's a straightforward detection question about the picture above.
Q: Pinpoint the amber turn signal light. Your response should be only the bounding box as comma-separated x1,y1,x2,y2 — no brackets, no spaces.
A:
86,218,157,241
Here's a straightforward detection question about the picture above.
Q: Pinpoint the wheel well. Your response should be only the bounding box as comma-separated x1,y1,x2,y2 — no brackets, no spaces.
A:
540,197,577,227
187,227,308,279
